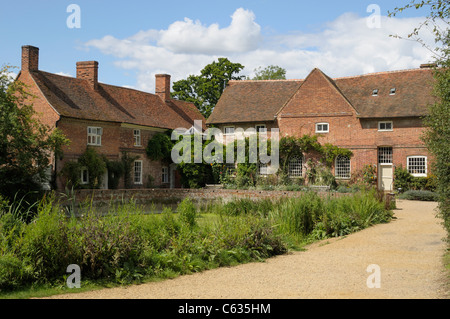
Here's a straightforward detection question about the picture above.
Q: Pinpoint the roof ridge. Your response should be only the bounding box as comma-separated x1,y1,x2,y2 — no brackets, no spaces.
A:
228,79,304,83
332,67,430,81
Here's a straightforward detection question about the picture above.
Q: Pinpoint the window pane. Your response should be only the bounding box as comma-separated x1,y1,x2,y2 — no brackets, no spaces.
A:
256,125,267,133
225,127,235,134
316,123,329,132
288,156,303,177
259,163,268,175
162,167,169,183
408,157,426,175
134,130,141,146
335,155,350,179
378,147,393,164
134,161,142,184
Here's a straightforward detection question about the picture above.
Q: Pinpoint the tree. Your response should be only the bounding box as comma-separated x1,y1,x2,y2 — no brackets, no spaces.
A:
0,65,69,200
172,58,245,118
388,0,450,59
251,65,287,80
390,1,450,237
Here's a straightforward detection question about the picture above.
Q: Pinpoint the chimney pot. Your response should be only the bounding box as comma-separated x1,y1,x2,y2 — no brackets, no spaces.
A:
21,45,39,72
76,61,99,90
155,74,171,101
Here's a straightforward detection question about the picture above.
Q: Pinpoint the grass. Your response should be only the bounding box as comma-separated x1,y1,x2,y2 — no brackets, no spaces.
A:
0,189,394,298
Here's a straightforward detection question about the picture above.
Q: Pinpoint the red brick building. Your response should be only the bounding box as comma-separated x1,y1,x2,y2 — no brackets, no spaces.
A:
207,66,436,191
17,45,205,190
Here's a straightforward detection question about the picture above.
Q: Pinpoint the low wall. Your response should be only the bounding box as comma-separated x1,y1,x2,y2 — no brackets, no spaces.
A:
58,188,347,207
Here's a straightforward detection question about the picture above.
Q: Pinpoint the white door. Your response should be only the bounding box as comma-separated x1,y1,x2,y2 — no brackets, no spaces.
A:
378,164,393,191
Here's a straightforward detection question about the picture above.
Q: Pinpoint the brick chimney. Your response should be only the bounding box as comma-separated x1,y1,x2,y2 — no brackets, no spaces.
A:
76,61,99,90
21,45,39,72
155,74,171,101
420,63,437,69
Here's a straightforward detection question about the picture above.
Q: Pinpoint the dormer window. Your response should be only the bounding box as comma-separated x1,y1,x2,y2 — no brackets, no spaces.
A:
390,88,396,95
372,89,379,96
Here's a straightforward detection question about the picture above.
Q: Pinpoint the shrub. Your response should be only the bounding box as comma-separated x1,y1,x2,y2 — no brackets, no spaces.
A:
398,190,439,201
0,254,25,291
177,198,197,229
19,199,73,282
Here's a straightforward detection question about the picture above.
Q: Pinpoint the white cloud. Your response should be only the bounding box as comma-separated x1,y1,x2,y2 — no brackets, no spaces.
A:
84,9,438,93
158,8,261,54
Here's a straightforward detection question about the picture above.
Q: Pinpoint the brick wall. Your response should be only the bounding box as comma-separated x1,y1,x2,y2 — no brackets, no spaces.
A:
57,188,348,208
55,118,172,189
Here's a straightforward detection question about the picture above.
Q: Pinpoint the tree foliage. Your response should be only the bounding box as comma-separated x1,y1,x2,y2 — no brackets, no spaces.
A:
251,65,287,80
172,58,245,118
388,0,450,60
146,132,173,162
390,0,450,236
0,65,69,199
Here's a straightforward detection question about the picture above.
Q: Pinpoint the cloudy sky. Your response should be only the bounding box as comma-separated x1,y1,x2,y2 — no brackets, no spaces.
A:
0,0,437,92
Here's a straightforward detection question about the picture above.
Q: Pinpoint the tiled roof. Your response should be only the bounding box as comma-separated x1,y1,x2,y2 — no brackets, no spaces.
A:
31,70,205,130
207,67,436,124
206,80,303,124
334,68,436,118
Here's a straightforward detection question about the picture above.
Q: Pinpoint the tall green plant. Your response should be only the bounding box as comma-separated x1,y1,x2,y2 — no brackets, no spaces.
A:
0,65,70,200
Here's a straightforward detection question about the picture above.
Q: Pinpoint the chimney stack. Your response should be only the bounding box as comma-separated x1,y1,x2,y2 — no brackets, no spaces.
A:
21,45,39,72
76,61,99,90
420,63,437,69
155,74,171,101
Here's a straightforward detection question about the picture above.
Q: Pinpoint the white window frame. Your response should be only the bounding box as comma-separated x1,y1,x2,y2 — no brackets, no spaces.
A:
80,167,89,185
133,129,141,146
258,162,269,176
378,147,393,165
255,124,267,133
162,166,169,183
315,122,329,133
335,155,351,179
87,126,102,146
372,89,379,96
390,88,396,95
134,160,143,185
378,121,393,132
407,156,427,177
223,126,235,135
288,156,303,177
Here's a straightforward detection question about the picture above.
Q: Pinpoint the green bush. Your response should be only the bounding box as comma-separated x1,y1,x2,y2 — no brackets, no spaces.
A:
0,254,25,291
177,198,197,229
398,190,439,202
19,199,74,281
394,166,436,193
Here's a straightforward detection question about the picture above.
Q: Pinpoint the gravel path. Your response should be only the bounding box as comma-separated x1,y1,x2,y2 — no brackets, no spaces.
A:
48,199,448,299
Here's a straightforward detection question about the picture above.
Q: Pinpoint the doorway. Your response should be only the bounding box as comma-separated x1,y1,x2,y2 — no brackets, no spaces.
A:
378,147,393,191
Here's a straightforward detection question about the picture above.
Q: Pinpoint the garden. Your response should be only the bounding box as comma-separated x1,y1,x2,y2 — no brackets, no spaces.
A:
0,188,394,298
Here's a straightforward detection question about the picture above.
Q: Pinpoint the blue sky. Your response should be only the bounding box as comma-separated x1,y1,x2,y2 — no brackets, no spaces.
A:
1,0,434,92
